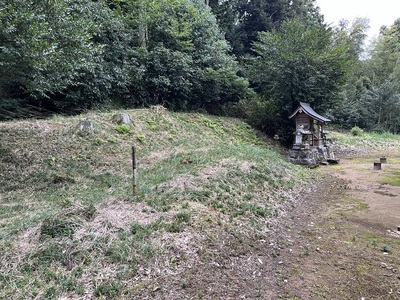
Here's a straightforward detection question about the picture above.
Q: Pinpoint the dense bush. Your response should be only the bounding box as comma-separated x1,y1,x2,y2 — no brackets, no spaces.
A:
351,126,364,136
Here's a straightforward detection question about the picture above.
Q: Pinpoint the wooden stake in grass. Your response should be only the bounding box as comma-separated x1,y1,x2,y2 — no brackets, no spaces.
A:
132,145,137,195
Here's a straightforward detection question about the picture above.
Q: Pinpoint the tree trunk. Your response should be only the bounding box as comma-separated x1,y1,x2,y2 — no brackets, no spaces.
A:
139,2,148,48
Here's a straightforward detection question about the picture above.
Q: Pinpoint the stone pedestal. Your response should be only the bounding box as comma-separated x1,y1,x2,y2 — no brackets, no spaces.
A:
288,146,320,166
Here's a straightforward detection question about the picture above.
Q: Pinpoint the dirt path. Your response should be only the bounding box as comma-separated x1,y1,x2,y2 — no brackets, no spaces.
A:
276,157,400,299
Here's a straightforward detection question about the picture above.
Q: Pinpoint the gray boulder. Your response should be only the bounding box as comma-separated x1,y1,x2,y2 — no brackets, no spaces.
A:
113,113,132,125
77,120,95,134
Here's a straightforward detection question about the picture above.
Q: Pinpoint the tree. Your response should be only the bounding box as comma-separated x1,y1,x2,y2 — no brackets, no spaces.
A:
57,0,140,111
334,18,370,60
129,0,251,111
0,0,100,117
0,0,250,117
365,79,400,132
367,19,400,85
247,18,352,143
333,19,400,133
209,0,322,57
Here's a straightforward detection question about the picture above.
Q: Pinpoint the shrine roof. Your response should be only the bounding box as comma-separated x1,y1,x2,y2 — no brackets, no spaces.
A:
289,102,331,123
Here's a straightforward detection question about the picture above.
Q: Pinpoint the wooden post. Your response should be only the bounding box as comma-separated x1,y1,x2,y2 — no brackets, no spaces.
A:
132,146,137,195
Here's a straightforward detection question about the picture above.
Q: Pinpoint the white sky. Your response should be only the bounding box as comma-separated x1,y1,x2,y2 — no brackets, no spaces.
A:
316,0,400,40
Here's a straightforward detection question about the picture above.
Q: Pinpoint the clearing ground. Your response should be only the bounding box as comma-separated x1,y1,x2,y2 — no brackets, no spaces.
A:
277,155,400,299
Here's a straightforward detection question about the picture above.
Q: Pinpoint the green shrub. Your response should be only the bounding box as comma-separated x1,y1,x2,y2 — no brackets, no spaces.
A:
351,126,364,136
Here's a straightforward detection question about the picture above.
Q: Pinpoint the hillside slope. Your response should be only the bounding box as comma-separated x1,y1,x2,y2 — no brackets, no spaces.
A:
0,108,321,299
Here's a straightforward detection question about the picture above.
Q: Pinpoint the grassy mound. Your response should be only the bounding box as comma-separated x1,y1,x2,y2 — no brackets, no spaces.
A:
0,108,319,299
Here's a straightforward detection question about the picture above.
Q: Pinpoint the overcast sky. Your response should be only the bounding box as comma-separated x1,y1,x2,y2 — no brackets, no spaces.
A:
316,0,400,40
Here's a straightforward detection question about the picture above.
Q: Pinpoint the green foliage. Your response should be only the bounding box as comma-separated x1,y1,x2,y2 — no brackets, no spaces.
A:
57,1,139,112
247,18,352,143
351,126,364,136
132,0,250,111
175,211,191,223
1,0,250,118
333,19,400,134
210,0,322,57
136,134,146,142
236,95,279,136
33,243,65,267
368,20,400,85
0,0,99,111
250,18,350,111
336,78,400,133
115,124,132,135
333,18,370,61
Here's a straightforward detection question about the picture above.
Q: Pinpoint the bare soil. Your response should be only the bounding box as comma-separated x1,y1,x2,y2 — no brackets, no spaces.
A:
275,157,400,299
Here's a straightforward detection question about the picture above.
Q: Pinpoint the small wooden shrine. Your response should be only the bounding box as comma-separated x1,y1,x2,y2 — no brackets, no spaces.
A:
288,102,339,166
